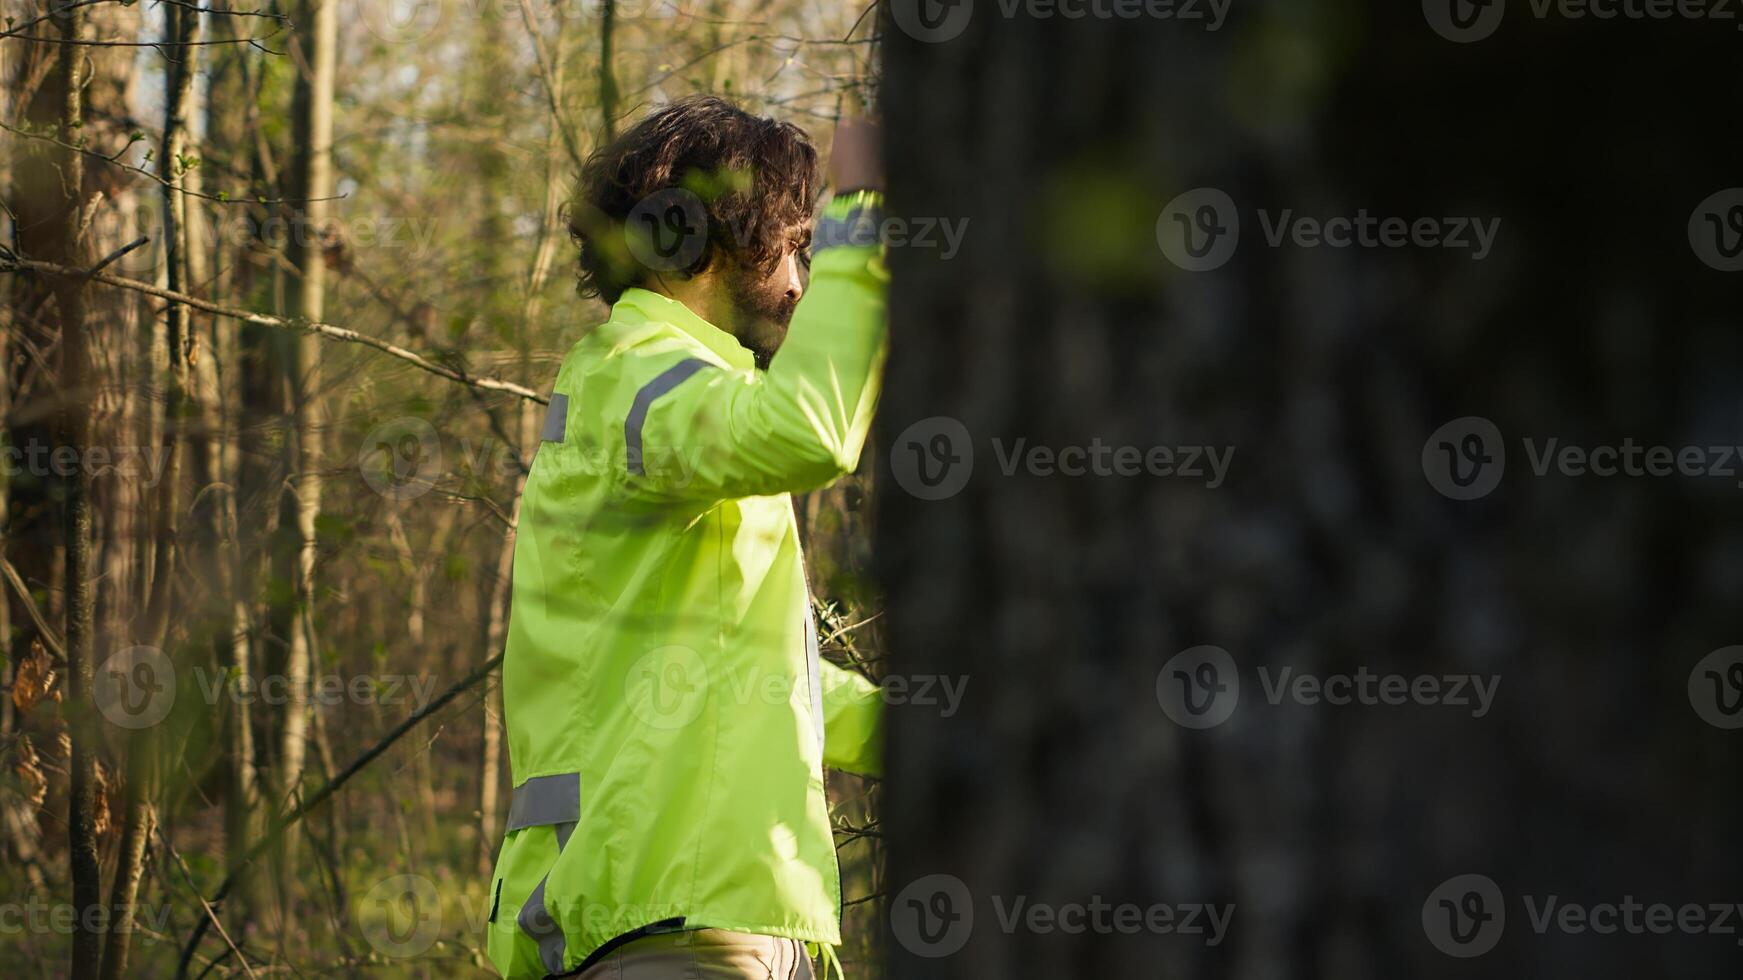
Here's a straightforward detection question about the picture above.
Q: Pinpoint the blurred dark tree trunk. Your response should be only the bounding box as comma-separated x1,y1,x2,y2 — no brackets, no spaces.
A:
41,6,104,974
200,0,270,930
272,0,337,880
879,5,1743,980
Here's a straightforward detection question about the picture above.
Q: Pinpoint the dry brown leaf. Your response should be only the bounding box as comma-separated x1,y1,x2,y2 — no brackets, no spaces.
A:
91,762,112,839
14,736,47,807
10,638,58,715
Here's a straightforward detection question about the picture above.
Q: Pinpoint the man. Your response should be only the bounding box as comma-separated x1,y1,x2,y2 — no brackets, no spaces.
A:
485,95,887,980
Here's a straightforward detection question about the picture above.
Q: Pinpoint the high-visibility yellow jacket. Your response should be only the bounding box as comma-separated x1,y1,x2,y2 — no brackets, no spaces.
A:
486,191,887,978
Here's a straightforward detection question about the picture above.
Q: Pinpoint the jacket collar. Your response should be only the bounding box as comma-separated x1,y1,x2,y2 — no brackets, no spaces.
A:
612,288,757,371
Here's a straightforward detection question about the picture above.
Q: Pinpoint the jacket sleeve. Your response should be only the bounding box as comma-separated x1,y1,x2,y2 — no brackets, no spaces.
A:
623,191,888,504
820,659,882,777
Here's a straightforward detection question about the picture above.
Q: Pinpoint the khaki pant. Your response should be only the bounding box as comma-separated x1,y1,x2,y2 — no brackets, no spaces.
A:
574,929,815,980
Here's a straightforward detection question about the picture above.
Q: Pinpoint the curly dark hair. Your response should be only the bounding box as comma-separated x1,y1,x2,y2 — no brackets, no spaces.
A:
567,95,821,304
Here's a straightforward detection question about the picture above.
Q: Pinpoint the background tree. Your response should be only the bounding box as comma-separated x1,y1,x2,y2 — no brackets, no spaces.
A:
880,4,1743,979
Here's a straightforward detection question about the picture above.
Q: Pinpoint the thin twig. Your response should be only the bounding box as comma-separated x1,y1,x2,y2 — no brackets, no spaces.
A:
0,120,326,206
3,254,548,404
174,652,505,978
0,558,66,662
515,0,585,169
156,824,261,980
85,234,149,277
0,0,110,39
0,32,282,47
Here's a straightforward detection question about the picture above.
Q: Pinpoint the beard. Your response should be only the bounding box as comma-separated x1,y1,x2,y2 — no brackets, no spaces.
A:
723,262,799,370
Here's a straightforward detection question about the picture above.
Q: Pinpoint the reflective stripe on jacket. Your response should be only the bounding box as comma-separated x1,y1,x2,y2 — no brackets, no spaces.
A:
486,191,887,978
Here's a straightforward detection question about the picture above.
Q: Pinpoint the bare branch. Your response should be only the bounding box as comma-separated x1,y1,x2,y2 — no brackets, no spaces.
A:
3,254,549,404
175,652,506,978
156,825,261,980
0,120,329,206
515,0,584,169
0,558,66,663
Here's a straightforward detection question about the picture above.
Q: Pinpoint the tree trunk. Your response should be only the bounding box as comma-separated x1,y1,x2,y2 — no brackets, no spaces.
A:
49,5,104,974
599,0,618,139
277,0,338,848
98,6,203,975
879,8,1743,980
477,404,530,870
211,4,273,927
